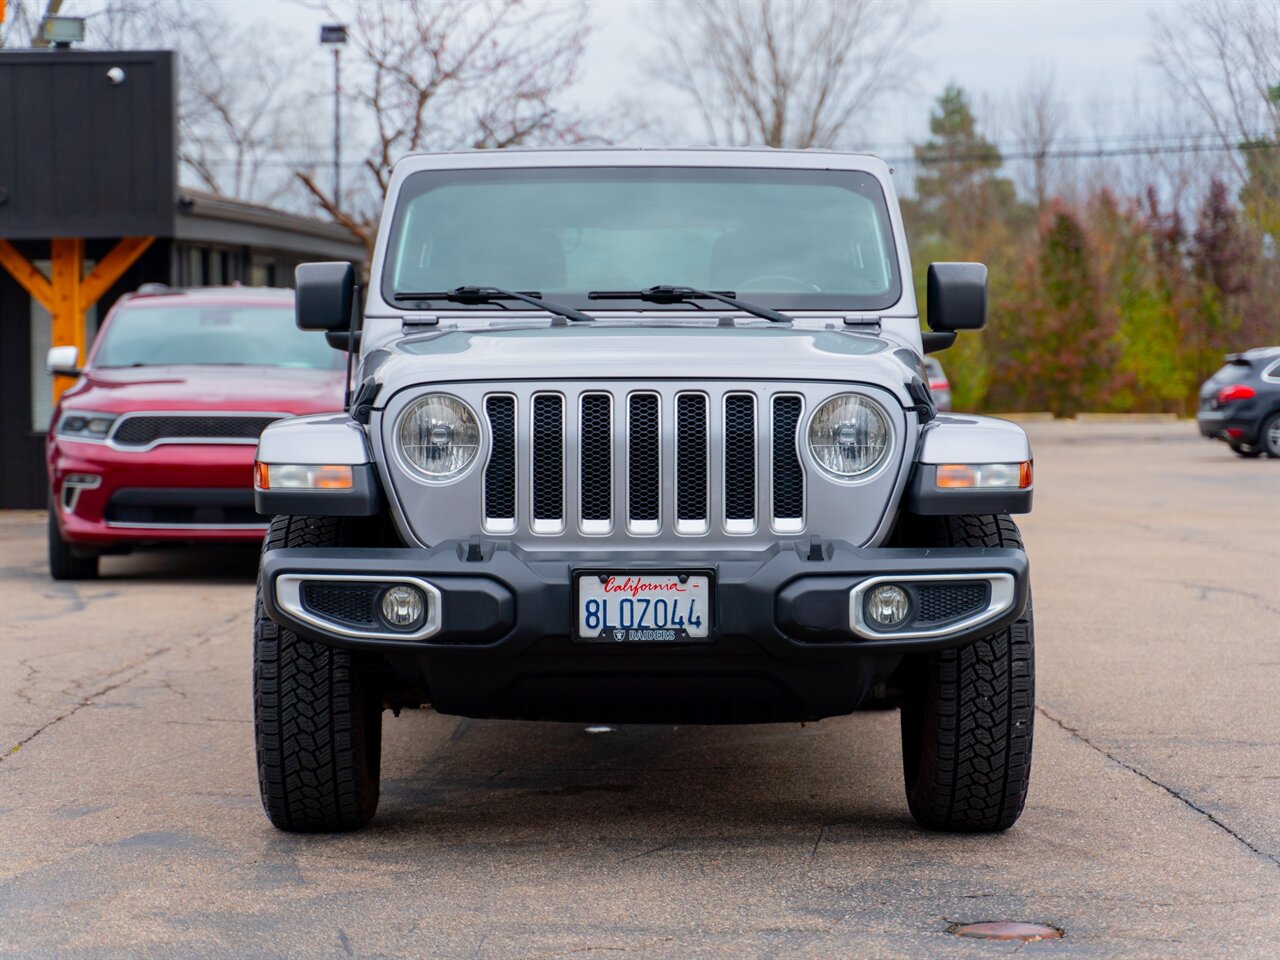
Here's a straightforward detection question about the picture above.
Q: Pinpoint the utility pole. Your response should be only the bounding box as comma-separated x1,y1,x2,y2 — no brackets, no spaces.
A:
320,24,348,215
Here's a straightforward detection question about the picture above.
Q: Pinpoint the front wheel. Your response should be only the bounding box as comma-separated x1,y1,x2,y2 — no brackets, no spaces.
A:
47,500,98,580
896,514,1035,832
254,515,383,832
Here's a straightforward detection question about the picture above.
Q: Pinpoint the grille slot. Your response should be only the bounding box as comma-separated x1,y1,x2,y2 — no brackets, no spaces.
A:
301,582,382,627
915,583,988,624
484,396,516,531
580,393,612,530
628,393,661,532
531,394,564,532
111,414,278,447
675,393,709,534
724,393,756,531
772,395,804,531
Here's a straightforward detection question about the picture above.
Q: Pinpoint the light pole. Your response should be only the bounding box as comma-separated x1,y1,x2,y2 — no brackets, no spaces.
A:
319,24,348,214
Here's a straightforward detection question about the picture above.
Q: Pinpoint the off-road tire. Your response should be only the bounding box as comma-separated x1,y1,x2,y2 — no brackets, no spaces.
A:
254,515,382,832
1261,413,1280,458
896,514,1034,832
47,500,98,580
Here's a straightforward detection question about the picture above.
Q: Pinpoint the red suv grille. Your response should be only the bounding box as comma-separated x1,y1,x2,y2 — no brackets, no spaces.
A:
111,414,280,447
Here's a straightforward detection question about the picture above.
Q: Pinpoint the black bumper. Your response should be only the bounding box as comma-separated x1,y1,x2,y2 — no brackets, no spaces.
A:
259,540,1030,723
1197,408,1259,444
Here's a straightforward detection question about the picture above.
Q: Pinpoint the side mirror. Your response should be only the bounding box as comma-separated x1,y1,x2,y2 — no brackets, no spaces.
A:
47,345,81,376
295,261,355,332
927,262,987,332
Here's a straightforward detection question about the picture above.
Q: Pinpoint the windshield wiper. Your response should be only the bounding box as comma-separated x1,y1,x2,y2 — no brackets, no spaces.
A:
587,285,794,323
393,286,594,323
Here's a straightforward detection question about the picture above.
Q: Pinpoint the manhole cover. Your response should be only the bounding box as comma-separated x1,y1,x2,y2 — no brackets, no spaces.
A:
950,921,1064,942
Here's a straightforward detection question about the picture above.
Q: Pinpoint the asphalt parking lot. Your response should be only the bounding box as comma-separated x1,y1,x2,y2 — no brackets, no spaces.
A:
2,420,1277,959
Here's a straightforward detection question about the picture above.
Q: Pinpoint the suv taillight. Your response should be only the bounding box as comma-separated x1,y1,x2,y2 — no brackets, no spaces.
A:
1217,384,1255,405
929,379,948,391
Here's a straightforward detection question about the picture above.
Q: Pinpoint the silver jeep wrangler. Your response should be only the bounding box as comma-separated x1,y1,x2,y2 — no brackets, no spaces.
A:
253,149,1035,833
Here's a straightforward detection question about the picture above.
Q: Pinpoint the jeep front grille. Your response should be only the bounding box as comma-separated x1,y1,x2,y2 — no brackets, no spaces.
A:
480,388,808,537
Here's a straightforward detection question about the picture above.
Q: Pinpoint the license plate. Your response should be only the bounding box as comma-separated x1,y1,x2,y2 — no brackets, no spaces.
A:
576,573,711,642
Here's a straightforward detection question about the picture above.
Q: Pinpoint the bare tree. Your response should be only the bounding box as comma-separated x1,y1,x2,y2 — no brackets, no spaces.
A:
297,0,592,248
1150,0,1280,182
1012,69,1069,210
86,0,315,206
651,0,927,149
2,0,57,47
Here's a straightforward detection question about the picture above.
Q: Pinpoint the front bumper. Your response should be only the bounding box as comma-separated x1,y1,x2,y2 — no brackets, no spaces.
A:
260,540,1030,722
49,439,268,546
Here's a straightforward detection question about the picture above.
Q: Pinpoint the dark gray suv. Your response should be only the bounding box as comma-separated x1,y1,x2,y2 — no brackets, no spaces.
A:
1197,347,1280,458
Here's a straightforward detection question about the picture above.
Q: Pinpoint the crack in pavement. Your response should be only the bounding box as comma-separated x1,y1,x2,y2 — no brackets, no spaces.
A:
2,664,155,763
3,608,250,763
1167,579,1280,615
1037,705,1279,869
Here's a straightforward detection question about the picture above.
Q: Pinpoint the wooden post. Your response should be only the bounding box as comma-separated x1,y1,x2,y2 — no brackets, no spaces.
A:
0,236,154,400
50,238,85,389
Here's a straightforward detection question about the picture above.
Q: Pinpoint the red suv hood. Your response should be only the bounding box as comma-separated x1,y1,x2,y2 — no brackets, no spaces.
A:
60,366,346,416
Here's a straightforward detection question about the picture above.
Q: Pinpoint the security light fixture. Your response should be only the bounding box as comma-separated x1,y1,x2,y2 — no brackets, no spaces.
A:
41,15,86,48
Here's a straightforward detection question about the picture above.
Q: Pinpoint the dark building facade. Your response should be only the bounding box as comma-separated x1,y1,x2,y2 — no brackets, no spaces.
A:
0,49,364,508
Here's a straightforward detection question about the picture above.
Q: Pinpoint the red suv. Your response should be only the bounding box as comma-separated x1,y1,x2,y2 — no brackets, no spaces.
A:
45,286,346,579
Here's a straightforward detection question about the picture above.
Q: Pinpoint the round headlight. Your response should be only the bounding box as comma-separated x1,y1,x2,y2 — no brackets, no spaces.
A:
808,394,890,478
397,394,480,480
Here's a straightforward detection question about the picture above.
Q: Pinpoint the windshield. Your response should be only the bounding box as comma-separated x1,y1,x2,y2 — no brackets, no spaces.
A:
91,302,343,370
384,166,902,312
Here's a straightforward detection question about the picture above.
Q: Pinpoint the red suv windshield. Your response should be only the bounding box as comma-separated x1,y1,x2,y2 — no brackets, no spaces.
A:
92,302,342,370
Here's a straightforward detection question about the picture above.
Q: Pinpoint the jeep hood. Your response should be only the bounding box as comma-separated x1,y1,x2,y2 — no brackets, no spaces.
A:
366,326,920,406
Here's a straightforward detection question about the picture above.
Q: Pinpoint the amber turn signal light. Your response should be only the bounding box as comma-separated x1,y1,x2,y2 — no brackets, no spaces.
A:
936,462,1032,490
255,462,354,490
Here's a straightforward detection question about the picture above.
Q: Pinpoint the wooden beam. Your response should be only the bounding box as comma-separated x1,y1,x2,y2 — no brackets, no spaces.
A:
81,236,155,307
2,235,156,402
0,239,56,313
49,238,85,397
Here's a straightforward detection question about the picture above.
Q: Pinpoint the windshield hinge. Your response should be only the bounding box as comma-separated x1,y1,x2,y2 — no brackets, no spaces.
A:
349,380,380,423
402,313,439,327
842,315,881,328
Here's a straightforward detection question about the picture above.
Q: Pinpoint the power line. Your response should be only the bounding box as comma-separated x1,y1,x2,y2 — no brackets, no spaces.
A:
180,137,1277,170
885,139,1277,166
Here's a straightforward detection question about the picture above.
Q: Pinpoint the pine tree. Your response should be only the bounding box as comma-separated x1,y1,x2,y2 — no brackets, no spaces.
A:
907,84,1023,248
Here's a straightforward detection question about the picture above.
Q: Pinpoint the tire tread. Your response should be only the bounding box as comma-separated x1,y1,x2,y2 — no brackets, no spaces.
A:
900,513,1034,832
254,516,380,832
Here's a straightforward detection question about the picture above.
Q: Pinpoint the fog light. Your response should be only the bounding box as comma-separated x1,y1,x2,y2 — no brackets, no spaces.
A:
380,585,425,628
867,584,909,627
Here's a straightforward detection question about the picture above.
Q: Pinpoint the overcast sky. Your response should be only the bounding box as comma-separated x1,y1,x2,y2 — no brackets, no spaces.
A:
575,0,1174,147
221,0,1180,148
58,0,1191,201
